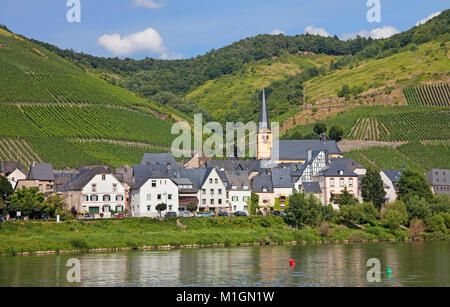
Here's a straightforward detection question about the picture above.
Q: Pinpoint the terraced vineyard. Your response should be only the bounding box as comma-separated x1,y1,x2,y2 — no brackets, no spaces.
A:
347,117,390,141
345,141,450,173
0,138,43,169
403,84,450,107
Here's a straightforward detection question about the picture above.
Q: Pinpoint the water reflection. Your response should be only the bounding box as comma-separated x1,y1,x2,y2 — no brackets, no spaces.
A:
0,242,448,287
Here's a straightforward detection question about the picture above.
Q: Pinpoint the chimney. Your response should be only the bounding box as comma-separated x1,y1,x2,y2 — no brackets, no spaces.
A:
321,132,326,142
307,149,312,163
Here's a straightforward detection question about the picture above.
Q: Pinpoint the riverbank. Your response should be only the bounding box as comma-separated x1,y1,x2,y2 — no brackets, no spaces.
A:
0,217,448,256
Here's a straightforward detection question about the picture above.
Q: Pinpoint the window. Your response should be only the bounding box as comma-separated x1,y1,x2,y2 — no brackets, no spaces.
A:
168,194,173,200
116,195,124,201
147,205,151,211
102,175,106,181
103,205,110,212
152,180,156,187
215,178,218,184
349,179,353,187
38,184,42,191
82,195,88,202
232,196,238,201
218,189,222,195
202,189,206,195
243,196,249,202
210,189,214,195
218,199,222,205
113,184,117,192
90,195,98,201
146,194,151,201
202,199,206,205
168,205,172,211
103,195,111,201
46,184,52,190
340,178,345,187
233,205,237,211
209,178,213,184
243,185,249,190
157,194,162,200
232,185,237,190
210,199,214,205
330,178,335,187
92,184,97,192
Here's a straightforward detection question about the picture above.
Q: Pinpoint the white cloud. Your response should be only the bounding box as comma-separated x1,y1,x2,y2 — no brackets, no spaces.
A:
98,28,182,59
415,11,442,27
132,0,166,9
305,26,330,37
270,29,285,35
369,26,400,39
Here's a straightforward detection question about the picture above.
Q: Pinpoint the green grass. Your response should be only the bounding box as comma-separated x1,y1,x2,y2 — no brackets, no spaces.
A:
1,217,440,256
344,141,450,173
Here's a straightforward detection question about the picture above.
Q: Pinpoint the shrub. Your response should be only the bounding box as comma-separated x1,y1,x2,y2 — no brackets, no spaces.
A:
408,219,425,238
381,201,408,230
405,196,432,224
69,238,89,250
339,202,378,227
348,230,374,242
318,221,332,237
426,214,447,233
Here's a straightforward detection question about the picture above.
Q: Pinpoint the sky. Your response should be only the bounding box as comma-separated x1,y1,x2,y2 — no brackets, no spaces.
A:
0,0,448,60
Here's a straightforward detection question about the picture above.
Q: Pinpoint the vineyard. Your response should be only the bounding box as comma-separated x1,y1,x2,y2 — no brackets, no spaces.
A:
0,104,177,146
403,84,450,107
347,117,390,141
344,141,450,173
0,138,43,169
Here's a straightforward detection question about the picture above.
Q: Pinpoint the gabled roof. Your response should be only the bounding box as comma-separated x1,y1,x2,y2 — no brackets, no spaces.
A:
303,182,322,194
330,158,364,171
28,163,54,181
205,159,262,173
383,169,403,184
131,169,173,190
140,153,179,169
1,161,26,176
271,168,294,188
252,173,274,193
226,170,250,191
278,140,342,160
61,166,111,191
174,168,212,190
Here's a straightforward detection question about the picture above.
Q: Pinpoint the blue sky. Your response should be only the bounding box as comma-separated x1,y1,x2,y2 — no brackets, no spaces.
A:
0,0,448,59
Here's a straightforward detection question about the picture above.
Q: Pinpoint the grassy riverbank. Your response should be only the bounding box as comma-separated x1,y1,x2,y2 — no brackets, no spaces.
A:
0,217,448,256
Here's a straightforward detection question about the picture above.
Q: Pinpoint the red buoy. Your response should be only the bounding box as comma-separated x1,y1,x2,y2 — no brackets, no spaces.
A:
289,259,295,266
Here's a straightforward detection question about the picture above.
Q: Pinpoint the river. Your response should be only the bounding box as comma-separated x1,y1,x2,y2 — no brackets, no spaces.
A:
0,241,448,287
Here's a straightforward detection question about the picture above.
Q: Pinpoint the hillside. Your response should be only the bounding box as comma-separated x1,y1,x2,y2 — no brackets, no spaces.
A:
0,26,181,169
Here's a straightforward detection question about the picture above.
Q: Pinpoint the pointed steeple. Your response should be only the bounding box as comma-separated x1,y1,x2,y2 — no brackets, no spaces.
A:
259,87,270,131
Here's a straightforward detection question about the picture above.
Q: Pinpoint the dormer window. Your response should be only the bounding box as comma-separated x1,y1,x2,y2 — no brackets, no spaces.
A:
232,185,237,190
243,185,249,190
92,184,97,192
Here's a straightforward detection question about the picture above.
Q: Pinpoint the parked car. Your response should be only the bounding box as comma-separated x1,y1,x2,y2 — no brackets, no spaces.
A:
272,210,281,216
180,212,192,218
196,212,216,218
218,211,229,217
76,212,93,220
116,213,126,218
233,211,247,217
165,212,177,218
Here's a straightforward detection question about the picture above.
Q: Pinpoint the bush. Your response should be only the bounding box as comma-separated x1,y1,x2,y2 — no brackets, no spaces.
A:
405,196,432,224
318,221,332,237
381,201,408,230
69,238,89,250
339,202,378,227
408,219,425,238
426,214,447,233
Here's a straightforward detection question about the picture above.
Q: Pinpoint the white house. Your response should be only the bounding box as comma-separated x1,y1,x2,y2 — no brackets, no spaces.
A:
62,167,126,218
198,168,228,212
1,161,27,190
226,171,251,213
380,169,403,203
130,174,179,218
272,168,294,210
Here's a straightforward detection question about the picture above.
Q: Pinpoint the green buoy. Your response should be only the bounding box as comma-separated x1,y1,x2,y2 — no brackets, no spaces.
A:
387,267,392,277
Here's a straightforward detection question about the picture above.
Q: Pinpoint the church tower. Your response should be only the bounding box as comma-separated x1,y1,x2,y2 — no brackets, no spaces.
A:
257,88,272,160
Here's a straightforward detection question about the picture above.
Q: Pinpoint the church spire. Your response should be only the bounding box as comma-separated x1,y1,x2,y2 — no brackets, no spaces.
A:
259,87,270,131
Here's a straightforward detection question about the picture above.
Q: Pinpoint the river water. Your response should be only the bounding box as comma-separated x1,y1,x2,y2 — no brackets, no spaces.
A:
0,241,448,287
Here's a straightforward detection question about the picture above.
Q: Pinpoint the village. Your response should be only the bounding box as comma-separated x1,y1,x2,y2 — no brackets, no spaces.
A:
1,92,448,221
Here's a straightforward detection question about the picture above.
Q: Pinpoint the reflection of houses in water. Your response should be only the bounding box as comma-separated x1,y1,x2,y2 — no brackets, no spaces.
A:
79,254,130,286
128,251,181,286
258,246,290,285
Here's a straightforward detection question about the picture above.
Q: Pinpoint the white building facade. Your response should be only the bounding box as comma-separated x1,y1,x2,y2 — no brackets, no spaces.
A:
199,169,227,212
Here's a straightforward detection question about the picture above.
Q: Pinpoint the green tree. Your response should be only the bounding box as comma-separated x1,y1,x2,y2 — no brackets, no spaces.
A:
313,122,327,135
43,194,67,217
187,202,198,214
337,84,351,97
429,195,450,215
339,202,378,226
8,187,46,219
405,196,432,224
156,203,167,217
0,175,13,199
397,170,434,202
334,188,359,207
328,125,344,142
361,168,386,209
248,193,259,215
381,200,408,229
284,191,322,228
426,214,447,233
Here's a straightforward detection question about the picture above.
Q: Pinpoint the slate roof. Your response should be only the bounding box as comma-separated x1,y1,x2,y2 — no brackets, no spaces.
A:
271,168,294,188
259,88,270,130
426,169,450,186
131,169,172,190
28,163,54,181
205,159,262,173
114,165,133,185
320,161,357,177
252,173,274,193
330,158,364,171
383,169,403,185
1,161,26,176
226,170,250,191
278,140,342,160
173,168,212,190
62,166,111,191
141,153,179,169
303,182,322,193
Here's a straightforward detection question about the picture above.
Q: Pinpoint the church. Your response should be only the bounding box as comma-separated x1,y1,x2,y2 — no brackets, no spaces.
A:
256,88,344,164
